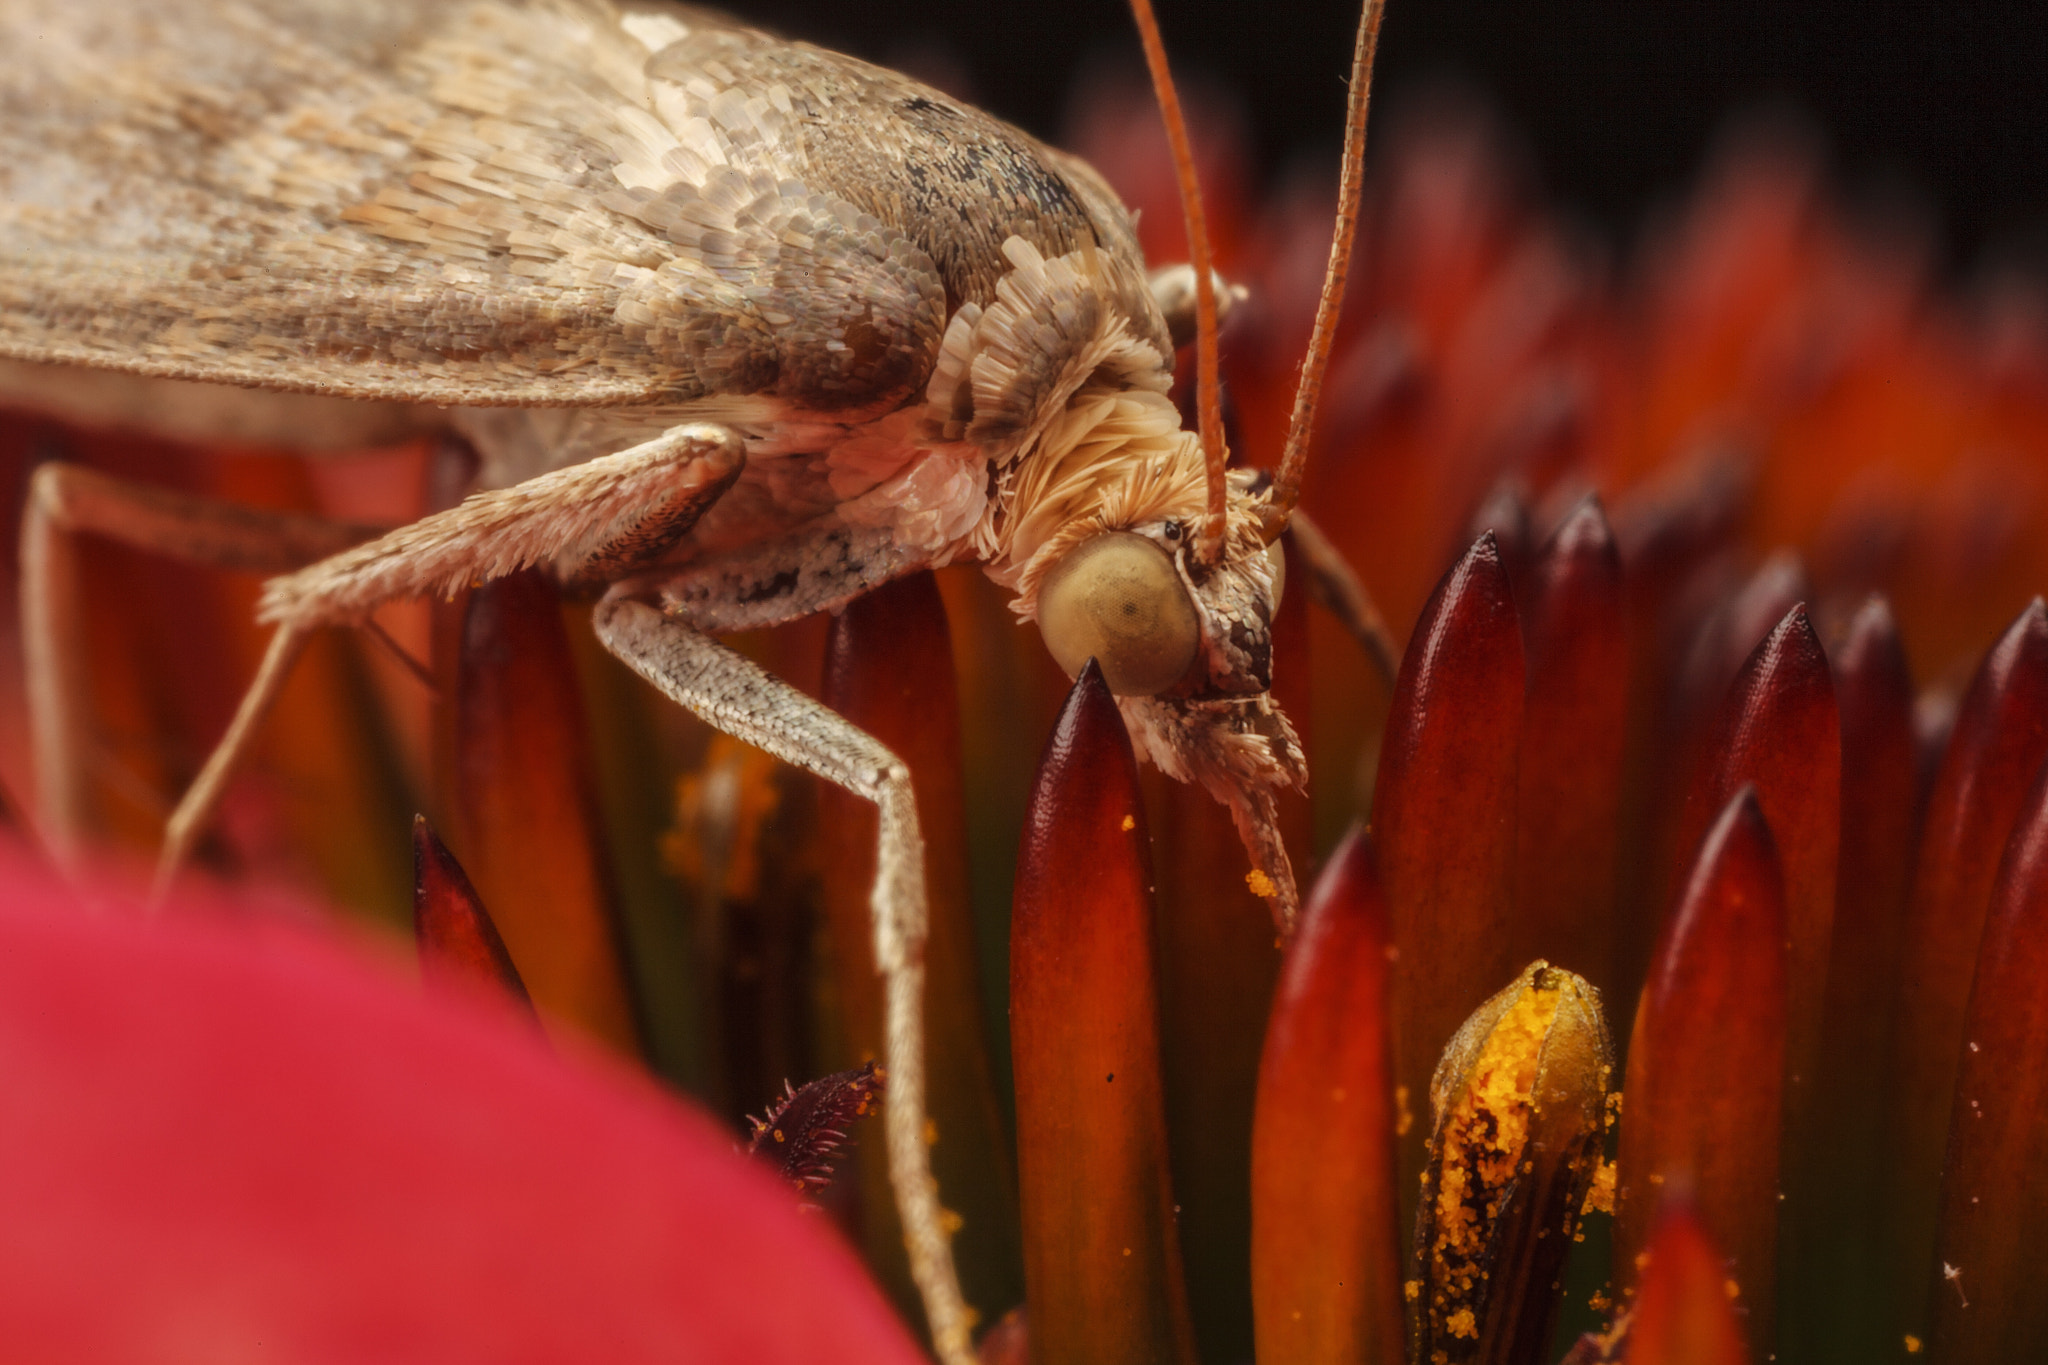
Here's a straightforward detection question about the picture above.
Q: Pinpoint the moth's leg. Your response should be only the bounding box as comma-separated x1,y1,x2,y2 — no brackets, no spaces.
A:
151,422,748,896
151,621,315,898
591,597,974,1365
258,422,746,623
19,461,382,864
1148,262,1249,350
1287,505,1401,690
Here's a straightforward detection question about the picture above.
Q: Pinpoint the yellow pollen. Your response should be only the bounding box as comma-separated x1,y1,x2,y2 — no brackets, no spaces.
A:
1582,1160,1617,1215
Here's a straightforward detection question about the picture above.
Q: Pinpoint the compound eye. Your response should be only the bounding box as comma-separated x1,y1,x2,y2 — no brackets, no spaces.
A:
1038,531,1200,696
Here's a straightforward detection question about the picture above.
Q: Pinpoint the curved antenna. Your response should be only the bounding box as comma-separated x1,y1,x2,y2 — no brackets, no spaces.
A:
1127,0,1228,568
1263,0,1387,539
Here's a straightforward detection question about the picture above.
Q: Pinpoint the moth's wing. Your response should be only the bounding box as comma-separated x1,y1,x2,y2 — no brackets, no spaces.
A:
0,0,947,411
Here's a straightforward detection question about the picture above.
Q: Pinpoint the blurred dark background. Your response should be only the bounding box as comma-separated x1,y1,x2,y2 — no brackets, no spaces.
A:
735,0,2048,273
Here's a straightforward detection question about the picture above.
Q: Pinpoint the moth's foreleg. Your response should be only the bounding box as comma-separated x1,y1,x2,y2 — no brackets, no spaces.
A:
153,621,315,901
153,422,746,899
591,597,975,1365
19,461,384,865
258,423,745,625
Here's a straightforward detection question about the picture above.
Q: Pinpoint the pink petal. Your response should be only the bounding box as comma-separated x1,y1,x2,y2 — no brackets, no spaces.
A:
0,851,925,1365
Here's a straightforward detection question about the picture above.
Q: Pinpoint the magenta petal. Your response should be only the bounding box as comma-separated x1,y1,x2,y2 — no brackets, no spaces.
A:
0,853,924,1365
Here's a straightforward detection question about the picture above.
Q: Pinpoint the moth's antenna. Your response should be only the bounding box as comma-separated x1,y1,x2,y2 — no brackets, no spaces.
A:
1263,0,1386,539
1127,0,1228,568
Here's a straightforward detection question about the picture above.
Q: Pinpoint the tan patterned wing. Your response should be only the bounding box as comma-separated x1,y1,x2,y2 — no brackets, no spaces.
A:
0,0,958,411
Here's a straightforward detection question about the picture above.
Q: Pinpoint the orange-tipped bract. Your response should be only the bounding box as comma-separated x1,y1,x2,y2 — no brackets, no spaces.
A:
412,814,532,1013
1251,827,1403,1365
1618,788,1786,1353
1011,662,1197,1365
1376,532,1526,1195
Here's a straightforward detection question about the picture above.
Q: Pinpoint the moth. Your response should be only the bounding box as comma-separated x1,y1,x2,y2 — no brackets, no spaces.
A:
0,0,1384,1357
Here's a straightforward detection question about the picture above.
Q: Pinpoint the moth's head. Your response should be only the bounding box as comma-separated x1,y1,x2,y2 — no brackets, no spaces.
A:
1026,476,1305,918
1009,0,1381,931
1033,474,1282,701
